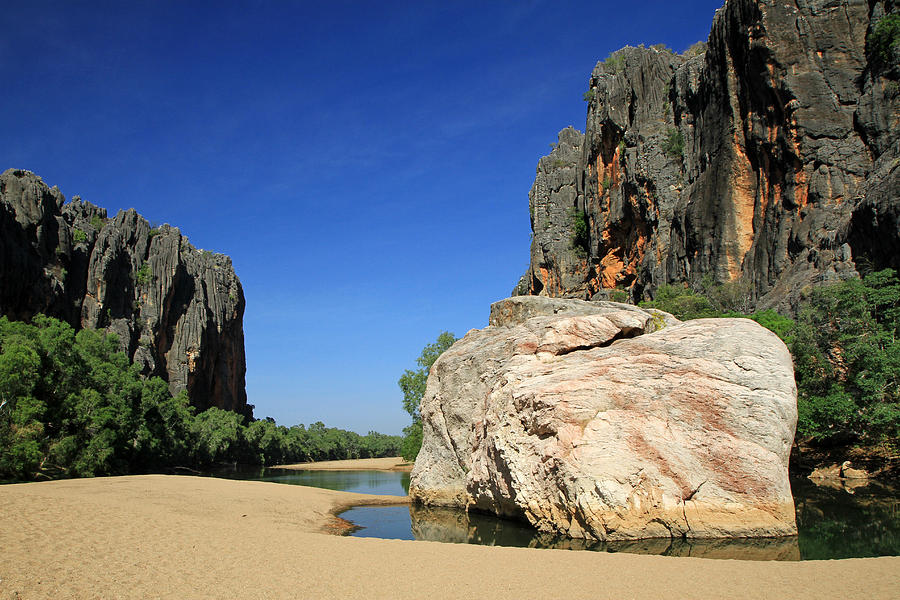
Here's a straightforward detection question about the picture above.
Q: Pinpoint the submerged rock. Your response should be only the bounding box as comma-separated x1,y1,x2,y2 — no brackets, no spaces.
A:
808,461,871,493
410,296,798,540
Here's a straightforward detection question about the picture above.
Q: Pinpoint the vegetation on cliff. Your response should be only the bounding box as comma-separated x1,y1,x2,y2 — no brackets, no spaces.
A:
0,315,401,482
639,270,900,462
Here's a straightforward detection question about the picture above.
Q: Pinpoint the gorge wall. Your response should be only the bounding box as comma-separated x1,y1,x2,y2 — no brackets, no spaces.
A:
0,169,249,416
522,0,899,310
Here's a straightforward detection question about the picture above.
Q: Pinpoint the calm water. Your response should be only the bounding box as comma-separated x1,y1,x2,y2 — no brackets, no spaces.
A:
212,466,898,560
207,464,410,496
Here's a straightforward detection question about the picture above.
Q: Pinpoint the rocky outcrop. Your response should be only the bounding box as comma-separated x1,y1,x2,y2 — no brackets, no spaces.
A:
521,0,900,311
0,169,248,415
409,296,797,540
525,127,587,297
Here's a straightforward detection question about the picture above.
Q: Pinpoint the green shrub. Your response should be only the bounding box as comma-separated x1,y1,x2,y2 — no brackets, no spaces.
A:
682,41,707,58
134,262,152,286
583,90,593,102
870,14,900,67
72,228,87,244
604,51,626,74
609,289,628,303
90,215,105,230
570,209,589,255
639,284,718,320
744,309,795,344
701,276,753,313
661,127,685,159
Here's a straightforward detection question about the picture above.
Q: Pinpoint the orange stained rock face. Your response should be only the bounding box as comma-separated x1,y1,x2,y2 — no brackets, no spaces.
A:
592,224,649,291
595,155,616,195
532,266,553,295
726,136,758,280
793,165,809,208
599,248,625,289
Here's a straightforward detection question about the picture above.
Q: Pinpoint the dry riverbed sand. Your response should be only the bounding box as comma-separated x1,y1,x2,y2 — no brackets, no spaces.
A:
1,459,897,600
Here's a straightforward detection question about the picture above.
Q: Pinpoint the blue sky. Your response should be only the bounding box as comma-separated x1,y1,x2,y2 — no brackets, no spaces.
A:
1,0,723,434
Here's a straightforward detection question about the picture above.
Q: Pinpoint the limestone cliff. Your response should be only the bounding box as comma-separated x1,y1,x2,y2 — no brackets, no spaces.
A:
522,0,900,310
0,169,249,416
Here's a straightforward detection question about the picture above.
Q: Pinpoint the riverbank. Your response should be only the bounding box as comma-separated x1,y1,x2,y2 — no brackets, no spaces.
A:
1,475,898,599
277,456,413,472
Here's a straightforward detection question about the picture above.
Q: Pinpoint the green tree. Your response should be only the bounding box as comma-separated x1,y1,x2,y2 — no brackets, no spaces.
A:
191,407,245,465
398,332,457,461
134,382,194,470
244,418,283,465
0,330,44,478
792,270,900,444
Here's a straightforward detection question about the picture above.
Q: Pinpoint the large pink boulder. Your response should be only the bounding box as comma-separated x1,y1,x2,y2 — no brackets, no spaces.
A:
409,296,797,541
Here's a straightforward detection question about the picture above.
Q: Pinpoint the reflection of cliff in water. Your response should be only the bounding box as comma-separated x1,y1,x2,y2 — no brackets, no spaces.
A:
408,505,801,561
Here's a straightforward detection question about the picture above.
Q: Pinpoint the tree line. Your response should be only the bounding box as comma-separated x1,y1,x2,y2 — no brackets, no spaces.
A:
0,315,401,482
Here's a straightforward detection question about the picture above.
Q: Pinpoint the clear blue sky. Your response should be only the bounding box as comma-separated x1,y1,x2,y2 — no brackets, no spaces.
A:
1,0,723,435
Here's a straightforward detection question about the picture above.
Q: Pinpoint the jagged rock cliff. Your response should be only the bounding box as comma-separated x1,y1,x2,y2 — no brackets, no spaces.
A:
522,0,899,310
0,169,249,415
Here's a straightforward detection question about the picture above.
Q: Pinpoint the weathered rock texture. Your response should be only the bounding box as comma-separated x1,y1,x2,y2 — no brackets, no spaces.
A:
0,169,248,415
410,296,798,540
521,0,900,311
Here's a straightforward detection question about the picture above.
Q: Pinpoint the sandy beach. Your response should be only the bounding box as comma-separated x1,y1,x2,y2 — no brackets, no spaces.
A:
1,463,898,600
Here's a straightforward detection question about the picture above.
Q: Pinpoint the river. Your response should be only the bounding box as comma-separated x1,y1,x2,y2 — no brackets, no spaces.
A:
208,465,898,560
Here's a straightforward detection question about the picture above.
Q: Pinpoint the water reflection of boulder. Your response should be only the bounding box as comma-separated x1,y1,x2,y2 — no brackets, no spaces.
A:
808,476,871,494
658,537,801,561
409,505,469,544
533,531,800,560
409,505,801,560
410,506,554,547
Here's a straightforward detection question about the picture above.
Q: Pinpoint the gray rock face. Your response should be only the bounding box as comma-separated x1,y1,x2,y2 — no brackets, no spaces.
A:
522,0,900,311
410,296,798,540
525,127,587,297
0,169,248,415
